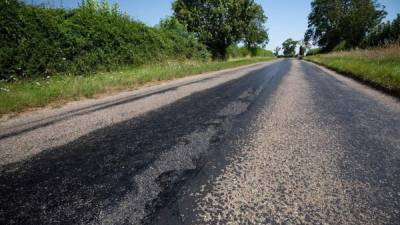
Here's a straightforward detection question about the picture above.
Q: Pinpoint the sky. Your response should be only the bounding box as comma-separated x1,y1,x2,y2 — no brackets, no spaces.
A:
30,0,400,51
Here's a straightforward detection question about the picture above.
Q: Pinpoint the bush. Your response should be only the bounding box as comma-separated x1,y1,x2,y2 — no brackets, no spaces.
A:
332,41,348,52
306,48,322,56
362,14,400,48
227,45,273,58
0,0,209,81
252,47,274,57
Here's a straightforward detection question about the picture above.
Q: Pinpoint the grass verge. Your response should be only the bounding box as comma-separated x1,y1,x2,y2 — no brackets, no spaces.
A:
0,57,274,116
305,44,400,97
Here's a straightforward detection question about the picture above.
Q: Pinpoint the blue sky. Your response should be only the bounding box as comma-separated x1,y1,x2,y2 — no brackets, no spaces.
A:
30,0,400,50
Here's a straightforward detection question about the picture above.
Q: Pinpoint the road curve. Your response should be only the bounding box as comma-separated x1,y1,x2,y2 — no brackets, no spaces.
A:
0,59,399,225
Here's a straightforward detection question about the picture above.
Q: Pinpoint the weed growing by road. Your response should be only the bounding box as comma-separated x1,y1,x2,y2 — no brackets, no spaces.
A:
306,44,400,96
0,57,274,116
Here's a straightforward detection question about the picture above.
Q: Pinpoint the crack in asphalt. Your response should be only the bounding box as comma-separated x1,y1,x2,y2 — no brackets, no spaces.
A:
150,60,400,225
0,77,217,140
1,59,399,225
0,60,289,225
0,62,275,167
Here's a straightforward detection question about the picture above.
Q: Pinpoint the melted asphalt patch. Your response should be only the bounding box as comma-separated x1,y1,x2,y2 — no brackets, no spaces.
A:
0,60,289,224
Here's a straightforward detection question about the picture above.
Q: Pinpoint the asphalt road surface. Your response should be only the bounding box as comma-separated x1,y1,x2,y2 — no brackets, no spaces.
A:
0,59,399,225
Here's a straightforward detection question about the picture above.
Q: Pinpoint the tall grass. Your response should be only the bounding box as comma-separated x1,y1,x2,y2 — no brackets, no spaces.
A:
306,44,400,96
323,44,400,60
0,57,274,116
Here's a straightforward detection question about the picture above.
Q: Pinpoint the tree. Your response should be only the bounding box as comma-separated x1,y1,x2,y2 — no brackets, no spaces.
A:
305,0,386,51
361,21,392,47
282,38,298,57
274,46,281,56
362,14,400,47
391,14,400,41
159,17,188,35
298,39,309,57
299,45,305,57
172,0,269,59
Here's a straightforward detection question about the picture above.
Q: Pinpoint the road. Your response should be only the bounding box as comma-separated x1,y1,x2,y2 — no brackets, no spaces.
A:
0,59,399,225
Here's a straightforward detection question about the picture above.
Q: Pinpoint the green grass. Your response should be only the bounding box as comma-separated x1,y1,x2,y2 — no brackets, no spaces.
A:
305,44,400,96
0,57,274,116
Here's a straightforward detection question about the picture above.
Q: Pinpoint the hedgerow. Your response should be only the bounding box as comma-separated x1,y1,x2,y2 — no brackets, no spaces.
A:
227,45,274,58
0,0,210,81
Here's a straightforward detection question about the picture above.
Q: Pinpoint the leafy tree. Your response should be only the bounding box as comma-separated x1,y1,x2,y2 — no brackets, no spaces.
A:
362,21,391,46
362,14,400,47
226,44,273,58
274,46,281,56
282,38,298,57
391,14,400,41
159,17,187,34
306,48,322,56
298,39,309,57
172,0,269,59
305,0,386,51
299,46,305,57
0,0,209,80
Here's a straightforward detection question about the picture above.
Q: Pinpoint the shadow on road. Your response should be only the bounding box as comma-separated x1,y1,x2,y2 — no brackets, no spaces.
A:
0,60,289,225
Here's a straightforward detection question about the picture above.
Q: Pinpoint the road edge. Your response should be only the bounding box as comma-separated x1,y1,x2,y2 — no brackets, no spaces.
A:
1,59,279,121
303,59,400,99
